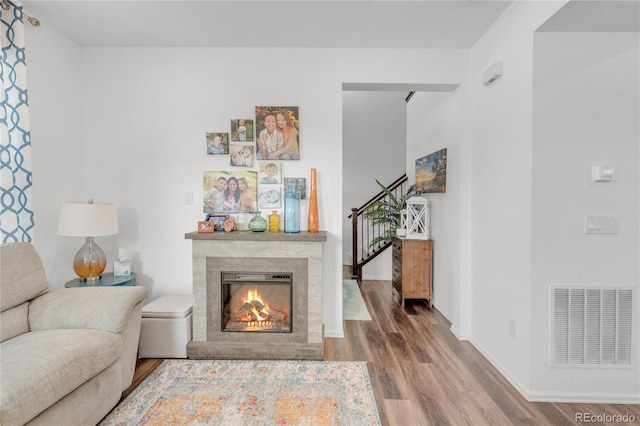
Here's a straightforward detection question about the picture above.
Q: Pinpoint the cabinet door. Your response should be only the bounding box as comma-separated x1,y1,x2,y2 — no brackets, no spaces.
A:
402,240,431,299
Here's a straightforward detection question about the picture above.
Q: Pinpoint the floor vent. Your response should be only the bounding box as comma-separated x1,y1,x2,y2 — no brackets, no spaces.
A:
550,286,633,368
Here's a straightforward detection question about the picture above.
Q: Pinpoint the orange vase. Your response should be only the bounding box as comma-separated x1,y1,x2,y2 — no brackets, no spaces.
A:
308,168,319,232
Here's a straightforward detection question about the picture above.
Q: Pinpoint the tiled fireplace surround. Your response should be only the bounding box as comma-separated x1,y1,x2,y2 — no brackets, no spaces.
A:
185,231,327,360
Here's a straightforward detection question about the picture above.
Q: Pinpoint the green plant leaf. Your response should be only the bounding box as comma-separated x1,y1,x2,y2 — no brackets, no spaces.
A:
362,179,416,247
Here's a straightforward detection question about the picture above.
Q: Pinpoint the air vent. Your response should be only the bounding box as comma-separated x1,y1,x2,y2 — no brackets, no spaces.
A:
550,286,633,368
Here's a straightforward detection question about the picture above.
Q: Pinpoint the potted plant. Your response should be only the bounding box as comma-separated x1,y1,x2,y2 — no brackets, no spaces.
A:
362,179,416,246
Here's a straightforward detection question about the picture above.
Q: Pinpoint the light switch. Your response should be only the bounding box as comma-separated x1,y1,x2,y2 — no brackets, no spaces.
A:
585,215,619,235
592,164,614,182
184,191,193,205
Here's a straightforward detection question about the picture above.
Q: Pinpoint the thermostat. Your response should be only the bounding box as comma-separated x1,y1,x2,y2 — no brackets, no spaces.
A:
592,164,614,182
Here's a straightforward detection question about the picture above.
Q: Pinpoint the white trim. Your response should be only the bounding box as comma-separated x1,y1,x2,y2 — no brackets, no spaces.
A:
527,391,640,404
468,336,531,400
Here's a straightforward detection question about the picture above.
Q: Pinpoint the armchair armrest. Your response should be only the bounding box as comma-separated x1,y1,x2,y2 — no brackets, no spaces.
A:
29,286,148,334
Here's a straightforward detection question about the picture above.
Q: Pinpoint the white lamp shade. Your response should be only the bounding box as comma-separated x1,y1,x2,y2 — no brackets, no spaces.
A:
57,201,119,237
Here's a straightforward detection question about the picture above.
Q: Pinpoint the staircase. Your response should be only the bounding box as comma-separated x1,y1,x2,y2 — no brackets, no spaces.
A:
349,174,409,281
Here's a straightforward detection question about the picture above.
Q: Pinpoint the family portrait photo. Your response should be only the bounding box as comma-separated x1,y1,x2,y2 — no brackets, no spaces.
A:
203,171,257,214
255,106,299,161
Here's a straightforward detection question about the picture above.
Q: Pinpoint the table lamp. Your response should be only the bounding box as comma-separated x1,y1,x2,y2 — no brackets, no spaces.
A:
57,200,119,281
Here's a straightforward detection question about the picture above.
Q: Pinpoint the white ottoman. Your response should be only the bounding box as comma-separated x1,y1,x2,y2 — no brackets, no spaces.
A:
138,295,194,358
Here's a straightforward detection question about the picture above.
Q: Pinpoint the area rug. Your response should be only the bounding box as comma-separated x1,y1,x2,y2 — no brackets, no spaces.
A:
343,279,372,321
100,359,381,425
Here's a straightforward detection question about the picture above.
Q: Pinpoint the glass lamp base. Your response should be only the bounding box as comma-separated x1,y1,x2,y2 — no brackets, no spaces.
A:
73,237,107,280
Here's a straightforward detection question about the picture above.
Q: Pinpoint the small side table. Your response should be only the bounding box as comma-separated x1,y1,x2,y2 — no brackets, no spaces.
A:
65,272,137,288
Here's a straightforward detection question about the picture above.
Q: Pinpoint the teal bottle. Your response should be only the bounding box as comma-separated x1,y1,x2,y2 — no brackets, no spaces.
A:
284,182,300,233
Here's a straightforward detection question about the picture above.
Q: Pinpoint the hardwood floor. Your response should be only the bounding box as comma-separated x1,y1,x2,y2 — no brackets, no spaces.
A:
129,279,640,425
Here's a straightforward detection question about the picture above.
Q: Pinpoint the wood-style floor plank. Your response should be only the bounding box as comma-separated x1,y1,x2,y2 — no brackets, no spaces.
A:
129,278,640,425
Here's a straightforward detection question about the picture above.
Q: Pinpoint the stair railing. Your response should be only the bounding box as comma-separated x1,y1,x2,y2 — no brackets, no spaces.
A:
349,174,409,281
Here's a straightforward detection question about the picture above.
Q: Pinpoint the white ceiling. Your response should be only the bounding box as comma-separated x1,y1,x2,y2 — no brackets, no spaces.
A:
23,0,513,48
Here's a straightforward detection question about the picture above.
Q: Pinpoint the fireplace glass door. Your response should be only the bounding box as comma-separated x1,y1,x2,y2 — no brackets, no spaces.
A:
222,272,292,332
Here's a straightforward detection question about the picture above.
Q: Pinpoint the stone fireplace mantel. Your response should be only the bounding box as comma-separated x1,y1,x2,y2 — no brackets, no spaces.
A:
185,231,327,360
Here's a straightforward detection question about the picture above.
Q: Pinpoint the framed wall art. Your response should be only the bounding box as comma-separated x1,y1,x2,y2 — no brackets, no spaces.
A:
283,177,306,199
259,162,282,184
229,144,254,167
415,148,447,193
206,132,229,155
203,170,257,214
231,119,254,142
255,106,299,161
258,187,282,209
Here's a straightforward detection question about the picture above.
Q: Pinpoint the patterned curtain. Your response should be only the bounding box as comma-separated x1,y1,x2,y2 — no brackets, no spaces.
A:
0,0,34,242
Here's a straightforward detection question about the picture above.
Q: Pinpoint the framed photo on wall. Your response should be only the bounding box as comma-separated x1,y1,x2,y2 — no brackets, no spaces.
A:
258,186,282,209
283,177,306,199
206,132,229,155
229,144,254,167
255,106,299,160
203,170,258,214
231,119,254,142
259,161,282,184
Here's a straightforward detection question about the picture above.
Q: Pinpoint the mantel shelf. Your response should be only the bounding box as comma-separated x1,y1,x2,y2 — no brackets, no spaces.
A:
185,231,327,242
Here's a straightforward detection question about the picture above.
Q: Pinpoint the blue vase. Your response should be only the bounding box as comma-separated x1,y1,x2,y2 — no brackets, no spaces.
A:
284,186,300,234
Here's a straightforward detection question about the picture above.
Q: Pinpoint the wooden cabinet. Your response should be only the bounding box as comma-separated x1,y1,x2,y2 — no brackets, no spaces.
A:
392,237,433,308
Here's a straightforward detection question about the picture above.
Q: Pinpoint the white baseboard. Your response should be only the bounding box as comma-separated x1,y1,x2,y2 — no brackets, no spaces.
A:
527,391,640,404
324,326,345,339
449,324,469,341
467,337,532,401
467,337,640,404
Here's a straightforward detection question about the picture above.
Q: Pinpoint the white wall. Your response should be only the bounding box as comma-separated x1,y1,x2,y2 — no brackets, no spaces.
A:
531,32,639,401
342,91,406,280
24,23,468,339
406,91,460,321
25,23,85,283
467,0,567,395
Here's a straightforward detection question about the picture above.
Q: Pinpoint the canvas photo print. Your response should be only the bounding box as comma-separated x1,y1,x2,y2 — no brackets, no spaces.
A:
229,144,254,167
283,177,306,199
416,148,447,193
258,186,282,209
231,119,253,142
259,162,282,184
255,106,299,160
206,132,229,155
203,170,257,214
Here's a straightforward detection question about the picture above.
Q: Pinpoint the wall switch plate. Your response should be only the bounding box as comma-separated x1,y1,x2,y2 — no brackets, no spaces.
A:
508,317,518,339
592,164,614,182
184,191,193,205
585,215,619,234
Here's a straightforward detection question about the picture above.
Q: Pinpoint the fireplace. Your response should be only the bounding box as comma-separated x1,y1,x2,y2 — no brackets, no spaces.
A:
185,231,326,360
221,272,292,333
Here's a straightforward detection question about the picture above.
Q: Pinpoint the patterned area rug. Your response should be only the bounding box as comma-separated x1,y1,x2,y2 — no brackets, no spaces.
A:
343,280,372,321
100,359,381,425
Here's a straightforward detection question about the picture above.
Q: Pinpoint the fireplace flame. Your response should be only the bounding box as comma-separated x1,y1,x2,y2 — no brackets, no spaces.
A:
241,289,271,322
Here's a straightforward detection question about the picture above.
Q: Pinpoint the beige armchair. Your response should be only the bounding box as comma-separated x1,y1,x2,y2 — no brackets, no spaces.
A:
0,242,148,426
